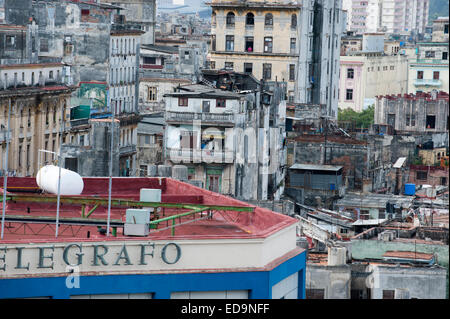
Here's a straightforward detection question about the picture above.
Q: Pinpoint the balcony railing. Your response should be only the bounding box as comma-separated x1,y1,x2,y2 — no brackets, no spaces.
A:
166,148,234,164
70,118,89,128
165,111,235,125
413,79,442,87
120,144,137,156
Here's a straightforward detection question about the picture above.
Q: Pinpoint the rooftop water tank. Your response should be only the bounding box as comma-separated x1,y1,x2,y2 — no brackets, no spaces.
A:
36,165,84,196
404,184,415,196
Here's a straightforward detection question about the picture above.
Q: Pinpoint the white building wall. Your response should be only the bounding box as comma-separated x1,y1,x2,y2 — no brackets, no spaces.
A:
271,271,298,299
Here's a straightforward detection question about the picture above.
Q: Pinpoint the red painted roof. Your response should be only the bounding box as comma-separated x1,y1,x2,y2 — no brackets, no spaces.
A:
0,177,297,243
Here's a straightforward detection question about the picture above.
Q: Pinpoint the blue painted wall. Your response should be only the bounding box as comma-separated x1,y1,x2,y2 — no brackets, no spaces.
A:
0,250,306,299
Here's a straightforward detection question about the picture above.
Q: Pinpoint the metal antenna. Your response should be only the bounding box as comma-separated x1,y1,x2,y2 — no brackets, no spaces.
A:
1,98,12,240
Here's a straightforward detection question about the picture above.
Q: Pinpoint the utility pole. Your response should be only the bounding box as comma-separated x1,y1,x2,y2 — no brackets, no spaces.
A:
1,98,12,240
107,90,114,236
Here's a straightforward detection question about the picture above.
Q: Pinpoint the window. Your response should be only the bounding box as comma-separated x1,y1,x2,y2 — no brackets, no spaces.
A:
265,13,273,26
425,51,435,58
244,63,253,73
5,35,15,49
417,71,424,79
246,12,254,25
226,12,235,26
306,289,325,299
263,63,272,80
443,52,448,60
290,38,296,54
147,87,157,101
224,62,234,70
346,89,353,101
433,71,440,80
382,290,394,300
226,35,234,51
211,12,216,26
81,9,90,16
390,66,395,70
216,99,226,108
291,14,297,29
40,38,49,52
49,71,53,79
245,37,254,52
383,66,388,71
31,72,35,85
178,97,188,107
416,171,427,180
347,68,354,79
444,24,449,34
264,37,273,53
143,57,156,64
289,64,295,81
210,61,216,69
202,101,210,112
426,115,436,129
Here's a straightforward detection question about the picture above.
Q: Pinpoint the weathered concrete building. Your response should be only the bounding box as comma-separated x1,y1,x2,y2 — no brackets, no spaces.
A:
374,91,449,133
339,51,408,112
101,0,157,45
136,114,164,175
61,118,120,176
0,63,75,177
431,16,449,43
208,0,345,118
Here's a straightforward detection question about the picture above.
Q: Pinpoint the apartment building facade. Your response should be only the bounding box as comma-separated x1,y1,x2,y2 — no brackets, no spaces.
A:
339,52,408,112
208,0,344,119
343,0,429,36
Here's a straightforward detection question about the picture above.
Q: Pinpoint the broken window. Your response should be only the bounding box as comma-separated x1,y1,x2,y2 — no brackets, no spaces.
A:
264,37,273,53
226,35,234,51
426,115,436,129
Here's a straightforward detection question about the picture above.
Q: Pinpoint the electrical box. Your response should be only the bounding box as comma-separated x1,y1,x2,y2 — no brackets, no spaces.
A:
140,188,162,202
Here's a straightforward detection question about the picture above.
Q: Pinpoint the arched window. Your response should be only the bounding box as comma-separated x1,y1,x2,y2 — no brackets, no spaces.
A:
211,11,217,26
291,14,297,28
246,12,254,25
265,13,273,26
226,12,235,26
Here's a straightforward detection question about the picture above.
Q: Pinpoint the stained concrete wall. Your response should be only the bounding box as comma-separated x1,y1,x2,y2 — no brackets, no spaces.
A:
61,120,120,177
306,264,351,299
367,264,447,299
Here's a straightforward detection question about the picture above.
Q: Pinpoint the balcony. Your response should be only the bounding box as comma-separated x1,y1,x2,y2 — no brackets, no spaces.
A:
413,79,442,87
166,148,234,164
165,112,235,126
120,144,137,156
70,118,89,128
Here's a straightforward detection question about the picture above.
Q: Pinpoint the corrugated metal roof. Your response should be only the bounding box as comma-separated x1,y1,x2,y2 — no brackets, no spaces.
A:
289,164,343,172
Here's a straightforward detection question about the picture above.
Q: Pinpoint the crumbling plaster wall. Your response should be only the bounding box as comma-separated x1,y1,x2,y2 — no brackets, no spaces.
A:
306,264,352,299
